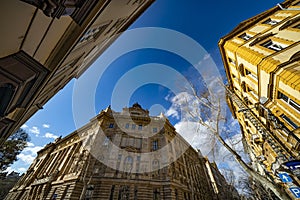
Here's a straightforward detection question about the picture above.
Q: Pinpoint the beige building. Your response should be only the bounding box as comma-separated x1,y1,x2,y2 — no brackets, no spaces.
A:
5,104,239,200
0,0,154,143
219,0,300,198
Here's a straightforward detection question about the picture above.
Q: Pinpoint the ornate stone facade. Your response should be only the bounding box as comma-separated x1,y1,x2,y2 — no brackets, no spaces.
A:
6,104,238,199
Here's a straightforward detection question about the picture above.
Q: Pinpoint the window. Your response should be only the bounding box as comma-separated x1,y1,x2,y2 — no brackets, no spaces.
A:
52,193,58,200
228,57,235,65
153,128,158,133
109,123,114,128
132,124,136,130
278,91,300,112
125,123,129,129
124,156,133,171
239,33,252,40
103,137,110,146
245,69,257,80
153,188,160,200
263,18,278,25
118,186,130,200
134,186,138,200
293,23,300,29
118,154,122,160
281,114,299,129
109,185,115,200
261,40,285,51
138,124,143,130
79,22,111,43
85,185,94,200
152,140,158,151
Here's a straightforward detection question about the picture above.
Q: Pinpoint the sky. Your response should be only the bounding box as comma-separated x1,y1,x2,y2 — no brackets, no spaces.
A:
8,0,281,182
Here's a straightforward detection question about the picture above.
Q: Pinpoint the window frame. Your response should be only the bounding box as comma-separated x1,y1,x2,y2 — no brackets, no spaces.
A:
261,40,285,52
152,140,158,151
239,33,252,41
262,18,279,26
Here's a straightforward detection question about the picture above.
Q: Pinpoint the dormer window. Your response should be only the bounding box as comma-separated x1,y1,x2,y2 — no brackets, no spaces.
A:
261,40,285,51
239,33,252,41
263,18,278,25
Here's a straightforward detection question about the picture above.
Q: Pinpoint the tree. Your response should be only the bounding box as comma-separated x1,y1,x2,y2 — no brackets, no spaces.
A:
0,128,30,173
0,171,22,199
170,79,290,200
238,175,280,200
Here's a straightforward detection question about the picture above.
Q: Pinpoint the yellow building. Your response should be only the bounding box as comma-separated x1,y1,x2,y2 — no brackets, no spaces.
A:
0,0,154,143
5,104,239,200
219,0,300,198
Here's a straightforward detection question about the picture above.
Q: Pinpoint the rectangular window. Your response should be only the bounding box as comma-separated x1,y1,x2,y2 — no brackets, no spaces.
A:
153,189,160,200
245,69,257,80
103,137,110,146
153,128,158,133
293,23,300,29
152,140,158,151
263,18,278,25
85,185,94,199
261,40,285,51
281,114,299,129
278,91,300,112
125,123,129,129
239,33,252,40
138,124,143,130
132,124,136,130
118,154,122,160
109,185,115,200
228,57,235,65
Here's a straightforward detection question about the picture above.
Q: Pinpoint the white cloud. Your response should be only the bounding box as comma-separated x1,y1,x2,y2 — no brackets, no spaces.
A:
26,142,35,147
44,132,58,139
29,126,40,135
17,154,35,165
42,124,50,128
18,144,43,165
21,124,28,129
17,167,27,173
23,146,43,154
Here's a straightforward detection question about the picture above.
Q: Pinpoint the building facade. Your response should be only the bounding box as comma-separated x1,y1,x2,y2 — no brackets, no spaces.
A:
5,104,238,200
219,0,300,198
0,0,154,143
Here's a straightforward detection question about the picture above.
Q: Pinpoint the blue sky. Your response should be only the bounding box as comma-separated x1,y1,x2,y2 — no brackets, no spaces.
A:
9,0,280,174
